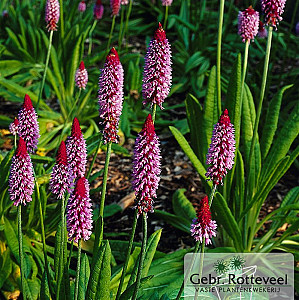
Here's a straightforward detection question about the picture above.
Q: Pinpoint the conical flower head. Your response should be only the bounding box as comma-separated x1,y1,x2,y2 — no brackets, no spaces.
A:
45,0,60,31
66,177,93,243
9,137,34,206
161,0,173,6
98,48,124,144
94,0,104,20
261,0,286,28
18,94,40,153
75,61,88,90
78,1,86,12
142,23,172,110
50,141,71,199
9,118,19,136
206,109,236,185
111,0,121,16
66,118,87,181
132,114,161,217
190,196,217,245
238,6,259,43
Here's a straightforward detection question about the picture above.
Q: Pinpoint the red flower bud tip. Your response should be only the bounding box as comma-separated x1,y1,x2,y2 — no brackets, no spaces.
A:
110,0,121,16
9,117,19,135
23,94,33,110
56,140,68,165
71,117,82,138
16,137,28,157
79,61,85,70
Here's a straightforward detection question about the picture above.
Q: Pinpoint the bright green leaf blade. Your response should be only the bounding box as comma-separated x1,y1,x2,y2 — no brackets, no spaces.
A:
78,254,90,299
172,189,196,221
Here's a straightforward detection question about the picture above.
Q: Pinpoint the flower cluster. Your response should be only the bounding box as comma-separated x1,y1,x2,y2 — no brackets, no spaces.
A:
161,0,173,6
111,0,121,16
9,118,19,136
75,61,88,90
261,0,286,28
190,196,217,245
121,0,129,5
45,0,60,31
206,109,236,185
132,114,161,217
98,48,124,144
50,141,71,199
9,137,34,206
238,6,259,43
94,0,104,20
66,177,93,243
17,94,40,153
78,1,86,12
142,23,172,109
66,118,87,181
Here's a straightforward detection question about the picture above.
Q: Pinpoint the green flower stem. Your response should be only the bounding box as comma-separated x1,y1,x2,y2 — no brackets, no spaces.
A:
67,241,74,269
194,239,206,300
18,205,26,300
152,104,157,123
132,212,147,300
57,195,66,298
36,180,51,294
106,15,116,55
115,209,138,300
86,139,103,179
74,239,82,300
247,26,273,185
88,20,97,56
59,0,64,39
176,241,201,300
208,184,217,207
216,0,225,116
36,30,53,111
163,5,169,29
118,7,125,51
124,0,133,49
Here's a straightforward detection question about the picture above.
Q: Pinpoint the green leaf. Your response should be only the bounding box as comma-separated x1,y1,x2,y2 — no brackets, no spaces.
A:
154,210,191,233
78,254,90,300
142,229,162,278
54,221,62,280
0,60,27,77
172,189,196,221
260,85,293,161
261,103,299,181
40,270,51,300
213,193,243,252
169,126,212,191
0,249,12,289
119,275,154,300
225,54,242,149
86,241,111,300
185,52,204,73
201,66,218,164
185,94,203,161
0,149,14,193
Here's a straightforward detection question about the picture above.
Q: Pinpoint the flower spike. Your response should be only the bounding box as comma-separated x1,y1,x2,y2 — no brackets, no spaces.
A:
45,0,60,31
98,48,124,144
94,0,104,19
78,1,86,12
66,118,87,181
142,23,172,109
111,0,121,16
238,6,259,43
161,0,173,6
18,94,40,153
66,177,93,243
261,0,286,29
9,118,19,136
132,114,161,217
75,61,88,90
206,109,236,185
190,196,217,245
50,141,71,198
9,137,34,206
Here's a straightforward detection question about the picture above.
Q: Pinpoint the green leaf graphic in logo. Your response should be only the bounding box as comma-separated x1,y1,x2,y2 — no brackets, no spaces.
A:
214,259,229,275
229,255,245,271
